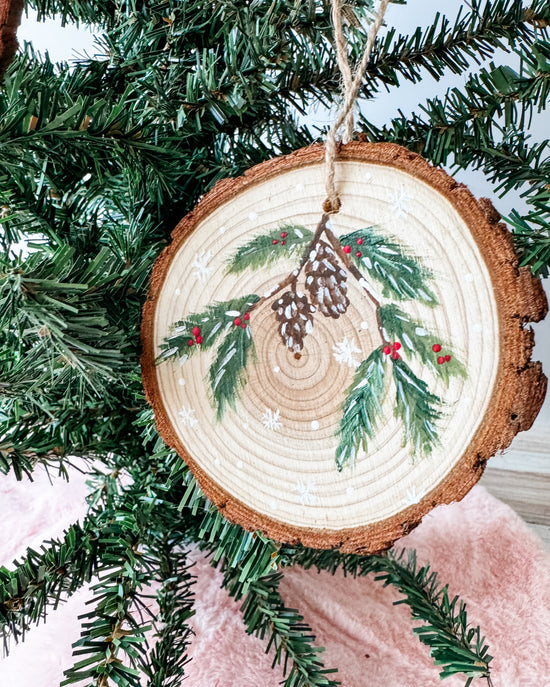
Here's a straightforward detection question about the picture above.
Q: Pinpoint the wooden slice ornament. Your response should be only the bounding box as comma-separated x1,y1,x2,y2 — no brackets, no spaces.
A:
141,141,548,553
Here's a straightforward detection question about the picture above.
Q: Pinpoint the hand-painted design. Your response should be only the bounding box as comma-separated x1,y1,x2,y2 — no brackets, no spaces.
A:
191,250,212,282
405,485,423,506
262,408,282,431
293,479,316,506
389,187,412,219
179,405,198,428
160,214,467,471
333,337,361,368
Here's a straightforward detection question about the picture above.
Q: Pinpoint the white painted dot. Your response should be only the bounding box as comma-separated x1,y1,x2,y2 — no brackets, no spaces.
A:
464,273,474,282
473,324,483,333
270,500,279,511
360,321,369,330
295,183,304,192
237,460,243,469
178,378,185,386
218,225,226,234
310,420,320,430
242,422,249,430
273,365,280,373
214,458,220,466
174,288,181,295
248,212,258,221
346,486,355,496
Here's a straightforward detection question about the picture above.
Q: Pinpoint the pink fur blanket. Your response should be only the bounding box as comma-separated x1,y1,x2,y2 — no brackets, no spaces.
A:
1,465,549,686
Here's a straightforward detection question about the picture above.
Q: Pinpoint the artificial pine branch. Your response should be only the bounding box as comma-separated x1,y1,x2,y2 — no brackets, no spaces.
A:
371,550,493,683
60,516,154,687
0,520,102,653
141,545,195,687
293,548,493,684
360,0,550,97
226,570,339,687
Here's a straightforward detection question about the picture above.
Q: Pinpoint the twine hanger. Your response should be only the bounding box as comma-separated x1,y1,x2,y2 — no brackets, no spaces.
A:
324,0,390,214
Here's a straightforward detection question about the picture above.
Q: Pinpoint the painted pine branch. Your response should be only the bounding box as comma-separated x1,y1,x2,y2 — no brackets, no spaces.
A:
340,227,437,305
392,358,442,457
226,224,313,273
379,304,467,385
159,294,260,362
336,347,386,471
209,321,256,419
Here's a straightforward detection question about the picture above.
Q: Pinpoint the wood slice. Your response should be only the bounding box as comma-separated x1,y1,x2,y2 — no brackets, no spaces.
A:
141,142,548,553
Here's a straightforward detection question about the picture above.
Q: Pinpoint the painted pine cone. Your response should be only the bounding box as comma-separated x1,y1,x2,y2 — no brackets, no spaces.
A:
271,290,316,353
304,240,349,318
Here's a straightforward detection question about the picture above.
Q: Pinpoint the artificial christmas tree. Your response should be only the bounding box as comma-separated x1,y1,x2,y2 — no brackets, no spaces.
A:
1,1,549,685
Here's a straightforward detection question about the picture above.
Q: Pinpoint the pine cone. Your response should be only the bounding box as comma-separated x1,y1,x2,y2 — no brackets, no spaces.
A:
271,290,316,353
304,240,349,318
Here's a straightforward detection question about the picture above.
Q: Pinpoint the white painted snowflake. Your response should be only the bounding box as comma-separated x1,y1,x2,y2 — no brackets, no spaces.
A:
191,250,212,282
179,405,199,428
389,187,413,219
293,480,316,506
262,408,282,431
332,337,361,368
404,485,422,506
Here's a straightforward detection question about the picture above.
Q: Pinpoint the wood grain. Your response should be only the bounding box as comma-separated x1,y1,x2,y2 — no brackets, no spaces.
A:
481,467,550,528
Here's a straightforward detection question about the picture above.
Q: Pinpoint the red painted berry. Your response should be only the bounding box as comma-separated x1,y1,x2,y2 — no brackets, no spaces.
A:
234,317,242,326
272,239,279,245
432,343,442,353
383,345,392,355
244,312,250,320
280,231,288,238
393,342,401,351
445,354,451,362
391,350,400,360
241,324,247,329
187,339,194,347
355,251,362,257
195,335,203,344
281,240,286,245
437,356,445,364
192,326,201,337
342,245,351,254
356,238,363,245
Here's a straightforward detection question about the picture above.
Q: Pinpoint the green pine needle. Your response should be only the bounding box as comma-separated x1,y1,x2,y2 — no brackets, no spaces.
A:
336,347,387,471
373,550,493,681
159,294,260,362
392,358,442,457
380,304,467,386
226,224,313,274
340,227,437,305
209,321,256,420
